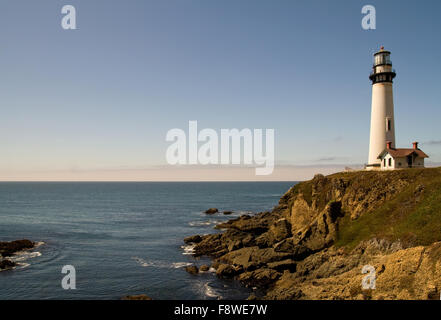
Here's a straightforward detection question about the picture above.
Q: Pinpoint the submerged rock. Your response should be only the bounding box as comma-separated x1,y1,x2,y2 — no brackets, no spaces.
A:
185,265,199,275
122,294,153,300
205,208,218,214
199,265,210,272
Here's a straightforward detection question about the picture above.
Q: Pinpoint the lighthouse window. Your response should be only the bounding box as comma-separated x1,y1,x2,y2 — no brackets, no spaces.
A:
375,56,379,65
386,118,391,131
375,54,391,66
375,55,383,65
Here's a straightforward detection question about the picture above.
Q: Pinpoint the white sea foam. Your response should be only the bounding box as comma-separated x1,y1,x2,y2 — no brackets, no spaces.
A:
181,244,195,255
132,257,192,269
188,220,221,227
132,257,152,267
34,241,45,247
204,282,222,299
15,262,30,270
172,262,193,269
11,251,42,262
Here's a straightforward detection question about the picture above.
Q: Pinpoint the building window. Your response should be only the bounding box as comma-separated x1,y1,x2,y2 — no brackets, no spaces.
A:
384,159,386,167
388,158,392,167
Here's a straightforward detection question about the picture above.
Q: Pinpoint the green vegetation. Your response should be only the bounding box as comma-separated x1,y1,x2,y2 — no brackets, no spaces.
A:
335,167,441,250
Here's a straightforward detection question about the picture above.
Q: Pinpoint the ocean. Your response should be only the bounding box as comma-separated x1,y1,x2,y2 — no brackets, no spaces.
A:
0,181,295,300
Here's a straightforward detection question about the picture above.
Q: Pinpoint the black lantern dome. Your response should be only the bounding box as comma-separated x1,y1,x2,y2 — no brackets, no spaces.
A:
369,46,396,84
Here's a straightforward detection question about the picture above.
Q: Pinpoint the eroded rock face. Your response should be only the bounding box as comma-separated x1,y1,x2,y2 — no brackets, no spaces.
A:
216,264,242,278
216,212,277,234
221,247,292,272
238,268,281,288
293,203,340,253
265,240,441,300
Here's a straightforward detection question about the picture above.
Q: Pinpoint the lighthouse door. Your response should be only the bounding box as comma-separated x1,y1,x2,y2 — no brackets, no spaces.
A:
407,155,413,168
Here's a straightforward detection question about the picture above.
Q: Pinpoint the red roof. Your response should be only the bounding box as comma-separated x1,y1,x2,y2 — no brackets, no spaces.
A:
378,147,429,159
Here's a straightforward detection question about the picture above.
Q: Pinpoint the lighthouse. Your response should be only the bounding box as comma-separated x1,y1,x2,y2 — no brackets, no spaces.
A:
366,47,397,170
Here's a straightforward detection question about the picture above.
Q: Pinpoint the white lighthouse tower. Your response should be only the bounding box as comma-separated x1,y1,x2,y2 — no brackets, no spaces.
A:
366,46,397,170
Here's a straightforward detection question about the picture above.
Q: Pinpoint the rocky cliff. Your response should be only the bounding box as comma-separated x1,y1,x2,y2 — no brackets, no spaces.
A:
187,167,441,300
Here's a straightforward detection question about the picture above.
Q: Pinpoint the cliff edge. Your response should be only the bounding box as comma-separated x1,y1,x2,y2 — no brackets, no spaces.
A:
188,167,441,300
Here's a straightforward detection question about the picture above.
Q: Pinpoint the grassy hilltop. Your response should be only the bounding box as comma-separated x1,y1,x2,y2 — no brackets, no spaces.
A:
292,167,441,249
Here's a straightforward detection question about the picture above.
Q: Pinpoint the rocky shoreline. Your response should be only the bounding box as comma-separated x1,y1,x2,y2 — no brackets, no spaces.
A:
184,169,441,300
0,239,35,271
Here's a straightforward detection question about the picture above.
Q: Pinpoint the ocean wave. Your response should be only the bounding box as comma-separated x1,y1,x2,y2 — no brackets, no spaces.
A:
132,257,192,269
34,241,45,247
14,262,30,270
236,211,253,216
10,251,42,262
188,220,222,227
204,282,222,299
132,257,153,267
171,262,193,269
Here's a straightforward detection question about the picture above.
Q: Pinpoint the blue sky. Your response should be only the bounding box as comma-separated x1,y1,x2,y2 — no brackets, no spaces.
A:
0,0,440,180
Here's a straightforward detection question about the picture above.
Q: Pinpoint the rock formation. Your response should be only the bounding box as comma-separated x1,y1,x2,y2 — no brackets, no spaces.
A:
0,239,35,271
187,168,441,299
